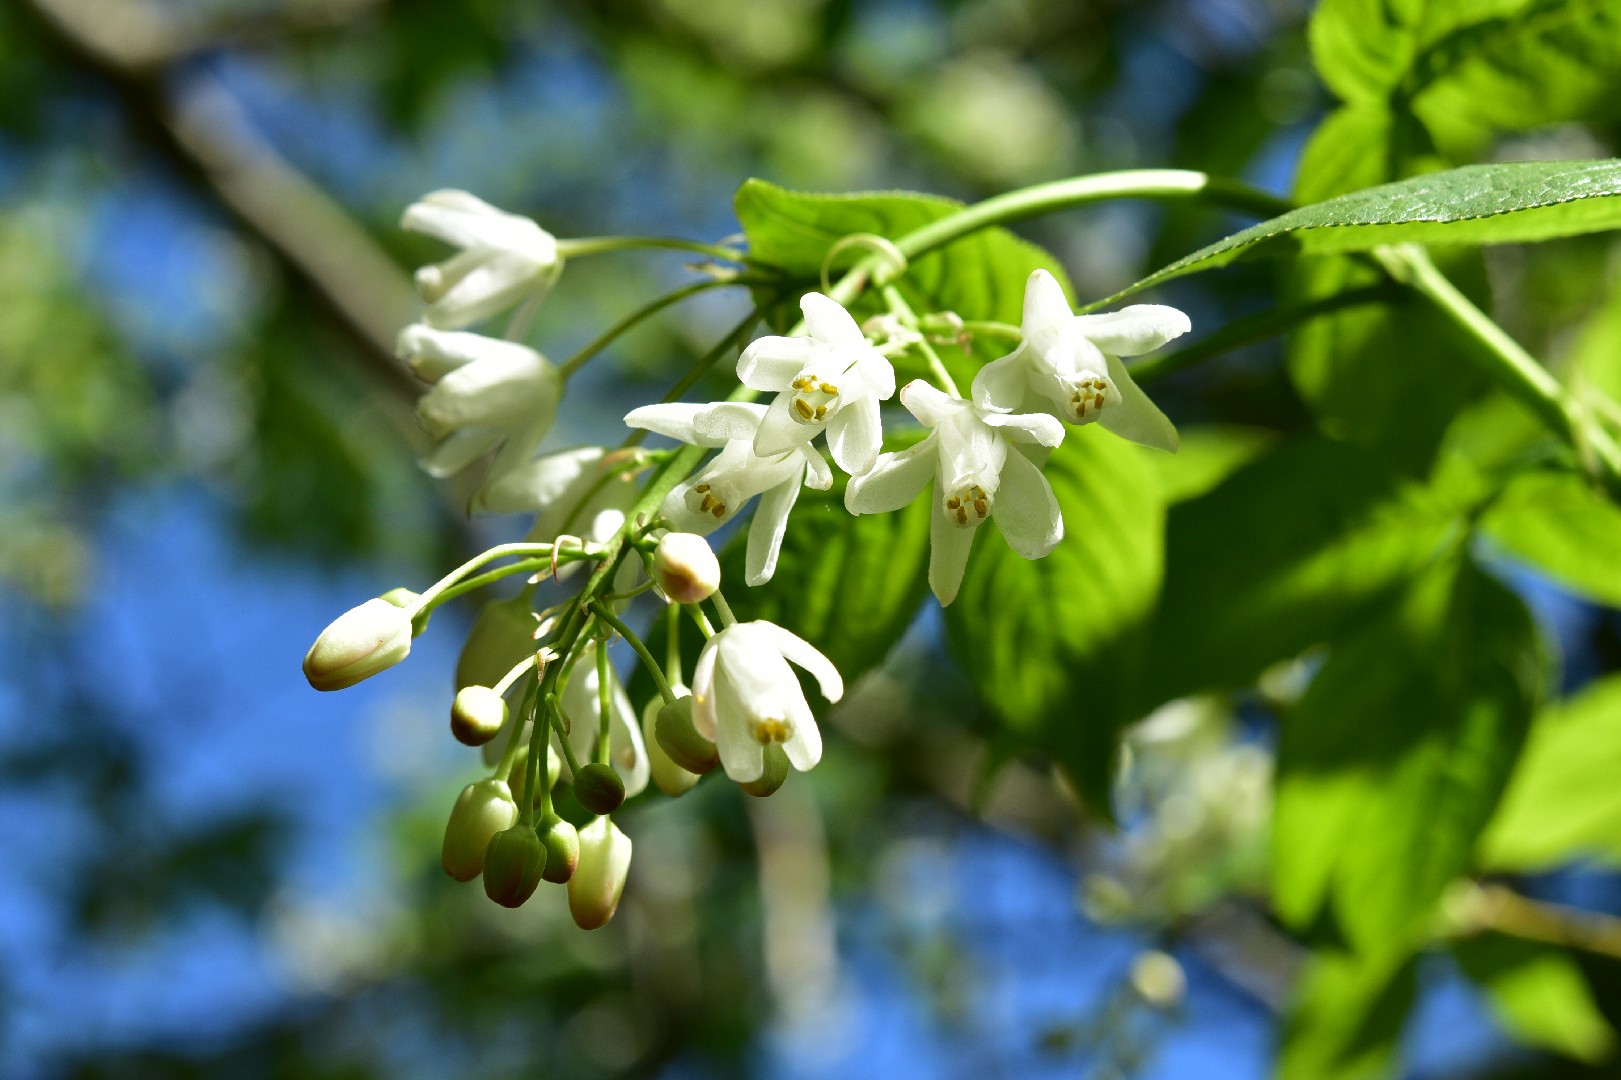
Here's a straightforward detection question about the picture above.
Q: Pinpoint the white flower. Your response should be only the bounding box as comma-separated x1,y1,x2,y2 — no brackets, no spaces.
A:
474,445,641,546
736,293,896,475
690,621,843,784
624,401,832,586
302,597,414,691
396,324,561,481
401,190,561,330
560,640,650,798
974,269,1186,451
846,380,1065,606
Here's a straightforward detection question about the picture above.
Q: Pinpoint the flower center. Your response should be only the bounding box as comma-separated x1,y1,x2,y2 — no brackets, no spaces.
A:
1064,372,1114,424
788,374,841,425
942,483,992,528
749,715,793,744
686,481,735,521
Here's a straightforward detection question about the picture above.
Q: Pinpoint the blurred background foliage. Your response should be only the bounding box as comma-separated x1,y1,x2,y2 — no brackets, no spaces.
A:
7,0,1621,1077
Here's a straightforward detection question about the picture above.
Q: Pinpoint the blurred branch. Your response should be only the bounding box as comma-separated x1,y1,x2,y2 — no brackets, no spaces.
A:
24,0,423,416
1447,882,1621,962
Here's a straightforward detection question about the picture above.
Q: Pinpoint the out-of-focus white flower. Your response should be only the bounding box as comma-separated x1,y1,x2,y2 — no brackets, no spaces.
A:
846,380,1064,606
396,324,561,481
690,621,843,784
974,269,1185,451
473,445,642,547
402,190,561,330
559,640,650,798
737,292,896,475
624,401,832,586
303,597,414,691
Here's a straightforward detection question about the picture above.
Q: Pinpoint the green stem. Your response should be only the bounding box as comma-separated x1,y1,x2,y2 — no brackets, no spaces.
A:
882,284,960,397
709,588,738,628
1127,284,1395,383
622,306,772,448
1389,246,1621,496
591,601,678,706
555,234,776,270
500,672,540,820
665,602,683,687
685,603,716,639
413,542,596,612
425,559,552,609
545,692,583,776
560,278,739,379
596,639,612,766
492,652,538,696
892,170,1291,264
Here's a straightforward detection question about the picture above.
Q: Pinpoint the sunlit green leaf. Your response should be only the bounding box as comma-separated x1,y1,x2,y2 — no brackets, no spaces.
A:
1454,933,1617,1063
1481,469,1621,606
1279,948,1418,1080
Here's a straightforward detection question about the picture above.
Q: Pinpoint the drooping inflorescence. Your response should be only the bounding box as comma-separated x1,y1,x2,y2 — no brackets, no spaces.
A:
302,190,1189,928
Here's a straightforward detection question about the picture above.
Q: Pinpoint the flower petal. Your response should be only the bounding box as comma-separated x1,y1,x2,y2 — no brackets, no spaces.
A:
971,349,1029,412
899,380,967,428
780,687,822,773
753,392,814,458
745,475,801,586
475,446,602,515
981,409,1065,448
853,351,897,400
801,292,866,349
694,402,770,444
827,396,882,476
1073,305,1191,357
420,428,502,477
994,448,1064,559
1021,269,1075,357
737,336,816,391
927,498,977,607
755,622,844,703
711,670,766,784
690,638,720,741
625,403,723,447
423,254,550,330
844,439,934,514
802,448,833,491
1098,354,1179,452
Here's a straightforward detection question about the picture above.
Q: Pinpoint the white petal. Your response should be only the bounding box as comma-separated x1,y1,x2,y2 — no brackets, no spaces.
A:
660,484,724,536
853,351,897,400
745,477,801,586
755,622,843,703
738,336,816,390
625,403,715,447
403,191,556,261
711,671,766,784
899,380,968,428
1098,354,1179,452
994,449,1064,559
971,349,1029,412
1021,269,1075,357
801,448,833,491
844,440,934,514
690,638,720,741
827,397,882,476
694,402,770,444
1073,305,1191,357
416,347,556,437
753,392,815,458
485,409,558,483
423,253,551,330
800,292,866,349
395,324,478,379
421,428,501,477
981,409,1065,448
928,498,977,607
608,676,650,797
475,446,602,515
780,688,822,773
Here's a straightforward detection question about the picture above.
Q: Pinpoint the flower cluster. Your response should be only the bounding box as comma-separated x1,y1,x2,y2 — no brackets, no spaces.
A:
302,190,1189,928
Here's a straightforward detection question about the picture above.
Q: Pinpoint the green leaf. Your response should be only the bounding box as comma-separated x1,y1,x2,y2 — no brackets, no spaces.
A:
1279,948,1418,1080
1481,469,1621,606
1141,424,1278,505
945,428,1164,816
1141,437,1452,708
1454,934,1617,1062
1481,673,1621,870
1273,557,1546,951
1098,160,1621,306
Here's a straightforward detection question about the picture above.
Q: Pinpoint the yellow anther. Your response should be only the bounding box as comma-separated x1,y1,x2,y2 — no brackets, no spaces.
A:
974,498,988,516
955,506,968,525
946,496,961,510
793,399,815,420
752,718,791,743
819,382,838,395
695,483,710,493
712,503,727,518
814,404,827,420
699,493,715,513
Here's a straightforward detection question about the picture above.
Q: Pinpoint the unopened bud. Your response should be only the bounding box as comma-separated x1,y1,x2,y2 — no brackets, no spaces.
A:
654,696,718,774
651,533,721,604
739,743,789,798
441,778,519,882
539,812,580,883
450,686,508,746
482,825,547,908
505,742,562,805
1129,950,1186,1010
303,598,414,691
568,816,631,929
379,587,419,608
455,596,539,691
642,696,699,797
574,762,626,815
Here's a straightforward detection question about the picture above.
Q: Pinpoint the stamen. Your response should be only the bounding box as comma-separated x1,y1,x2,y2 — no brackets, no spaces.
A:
751,717,792,744
943,481,994,528
1068,376,1112,423
787,368,843,426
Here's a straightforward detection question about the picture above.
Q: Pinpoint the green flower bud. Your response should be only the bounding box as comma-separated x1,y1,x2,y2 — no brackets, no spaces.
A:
568,816,631,929
739,743,789,798
504,742,563,806
654,696,718,775
379,587,419,608
450,686,508,746
455,596,538,691
303,598,414,692
482,825,547,908
651,532,720,604
440,778,519,882
574,762,626,815
539,812,580,883
642,696,698,797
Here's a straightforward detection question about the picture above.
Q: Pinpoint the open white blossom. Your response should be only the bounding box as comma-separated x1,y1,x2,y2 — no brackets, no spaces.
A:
560,640,650,798
402,190,561,330
624,401,832,586
737,292,896,475
397,324,560,482
846,380,1064,606
974,268,1186,451
691,621,843,784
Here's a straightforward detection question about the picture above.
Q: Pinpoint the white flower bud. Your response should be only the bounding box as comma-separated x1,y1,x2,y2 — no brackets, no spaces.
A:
451,686,508,746
441,778,519,882
642,695,699,797
651,532,721,604
568,816,632,930
303,598,414,692
1129,950,1186,1010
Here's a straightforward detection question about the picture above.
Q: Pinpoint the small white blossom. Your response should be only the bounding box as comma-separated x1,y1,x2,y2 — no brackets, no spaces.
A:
474,445,641,547
402,190,561,330
690,621,843,784
737,293,896,475
974,269,1186,451
560,640,650,799
624,401,832,586
846,380,1064,606
396,324,561,482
